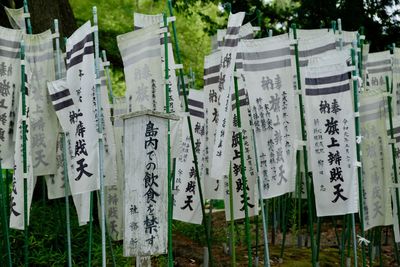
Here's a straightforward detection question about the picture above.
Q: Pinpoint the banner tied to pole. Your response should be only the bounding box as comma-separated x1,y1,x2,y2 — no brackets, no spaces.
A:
0,26,22,169
360,93,393,230
4,6,26,32
241,34,297,199
25,30,58,176
10,68,37,230
203,50,224,199
389,117,400,242
173,89,205,224
304,54,359,216
392,48,400,116
48,21,100,195
209,12,245,180
365,50,392,93
117,24,165,113
123,111,172,257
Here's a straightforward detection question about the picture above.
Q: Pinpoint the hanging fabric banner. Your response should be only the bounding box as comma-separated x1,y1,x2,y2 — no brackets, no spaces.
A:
209,12,245,181
365,51,392,93
24,30,58,175
105,96,126,241
117,24,165,113
10,71,36,230
123,112,170,257
360,93,393,230
0,26,22,169
203,50,224,199
4,6,26,32
241,35,297,199
392,48,400,116
303,57,359,216
223,58,258,220
173,89,205,224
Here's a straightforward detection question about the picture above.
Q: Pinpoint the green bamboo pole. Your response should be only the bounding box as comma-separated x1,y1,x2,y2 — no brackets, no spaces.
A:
351,42,367,267
251,129,270,267
92,7,107,266
291,23,317,267
0,161,12,266
233,70,253,266
88,192,94,267
296,154,302,247
54,19,72,267
228,164,236,266
162,13,174,267
6,171,10,218
166,2,213,265
340,215,347,267
315,217,321,263
279,194,288,262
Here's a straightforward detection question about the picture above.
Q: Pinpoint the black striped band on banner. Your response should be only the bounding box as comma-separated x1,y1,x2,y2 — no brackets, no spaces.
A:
305,72,351,86
231,89,246,100
368,66,392,74
224,38,239,47
188,98,204,109
293,42,336,58
134,26,142,30
50,89,71,101
0,49,19,59
160,37,172,45
232,98,249,109
189,108,204,118
305,83,350,96
204,76,219,86
120,37,159,58
0,37,20,49
204,65,220,76
53,99,74,111
366,59,391,68
66,33,93,60
243,58,291,72
66,46,94,69
226,26,240,35
241,47,290,61
388,126,400,136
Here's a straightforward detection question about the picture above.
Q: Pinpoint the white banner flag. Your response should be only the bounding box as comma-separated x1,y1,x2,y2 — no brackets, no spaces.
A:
123,112,169,256
4,7,26,32
241,35,297,199
10,73,37,230
203,50,224,199
365,51,392,93
392,48,400,116
173,89,205,224
360,93,393,230
210,12,245,180
117,24,165,113
25,29,58,175
303,58,359,217
0,26,22,169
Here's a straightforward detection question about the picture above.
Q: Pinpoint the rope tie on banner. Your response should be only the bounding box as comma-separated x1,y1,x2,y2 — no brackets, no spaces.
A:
357,235,370,246
91,25,98,32
354,112,360,118
102,61,110,67
356,135,363,144
51,33,60,39
389,139,397,145
22,12,30,18
296,140,307,150
173,64,183,70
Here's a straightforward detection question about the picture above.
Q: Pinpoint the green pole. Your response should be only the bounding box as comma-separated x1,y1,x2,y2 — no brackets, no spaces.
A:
88,192,93,267
251,129,270,267
101,50,114,104
291,23,317,267
233,71,253,266
6,171,11,218
351,42,367,267
166,1,213,265
279,194,288,262
296,154,302,247
340,215,347,267
228,164,236,266
0,161,12,266
162,13,174,267
315,217,321,263
20,39,29,267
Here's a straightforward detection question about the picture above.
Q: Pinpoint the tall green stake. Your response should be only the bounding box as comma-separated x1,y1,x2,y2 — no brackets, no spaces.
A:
54,19,72,267
167,1,213,265
92,7,107,267
0,160,12,266
228,165,236,266
162,13,174,267
351,42,367,267
233,71,253,266
291,24,317,267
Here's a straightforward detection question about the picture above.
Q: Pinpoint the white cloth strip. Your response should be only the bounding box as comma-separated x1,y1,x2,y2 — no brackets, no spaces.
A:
357,235,370,245
98,133,103,140
356,136,363,144
91,25,98,32
359,35,366,40
23,12,30,18
252,26,260,32
102,61,110,67
173,64,183,70
52,33,60,39
354,161,362,167
167,16,176,23
95,78,101,85
388,139,396,144
354,112,360,117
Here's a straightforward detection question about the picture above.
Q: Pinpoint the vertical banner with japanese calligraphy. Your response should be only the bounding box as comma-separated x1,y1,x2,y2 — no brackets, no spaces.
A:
360,94,393,230
25,30,58,175
105,96,125,240
223,59,258,220
303,60,359,216
123,113,168,256
241,35,297,199
0,26,22,169
393,48,400,116
173,89,205,224
389,117,400,242
365,51,392,93
210,12,245,180
203,50,224,199
117,24,164,113
10,73,36,230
